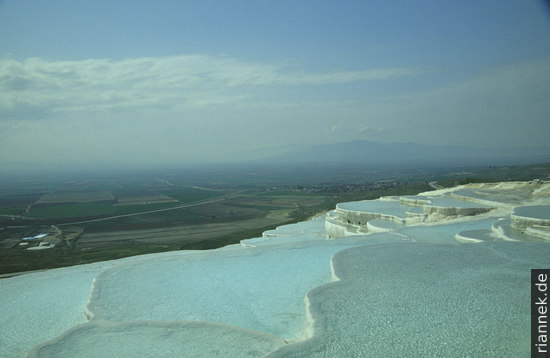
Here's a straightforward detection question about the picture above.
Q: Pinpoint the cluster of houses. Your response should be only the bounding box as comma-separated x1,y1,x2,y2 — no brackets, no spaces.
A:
19,233,55,250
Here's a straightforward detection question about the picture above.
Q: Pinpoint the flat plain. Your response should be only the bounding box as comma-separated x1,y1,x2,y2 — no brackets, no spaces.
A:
1,162,548,275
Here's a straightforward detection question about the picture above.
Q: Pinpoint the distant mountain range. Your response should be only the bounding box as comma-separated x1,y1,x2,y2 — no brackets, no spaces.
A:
264,140,550,168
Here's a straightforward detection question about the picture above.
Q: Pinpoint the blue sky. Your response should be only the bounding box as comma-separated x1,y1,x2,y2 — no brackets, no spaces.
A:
1,0,549,169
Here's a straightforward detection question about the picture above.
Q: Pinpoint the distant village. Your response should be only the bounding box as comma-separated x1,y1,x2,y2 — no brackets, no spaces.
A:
267,180,401,194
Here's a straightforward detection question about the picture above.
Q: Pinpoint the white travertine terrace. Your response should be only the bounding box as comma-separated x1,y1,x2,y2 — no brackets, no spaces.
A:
0,181,549,357
326,181,550,242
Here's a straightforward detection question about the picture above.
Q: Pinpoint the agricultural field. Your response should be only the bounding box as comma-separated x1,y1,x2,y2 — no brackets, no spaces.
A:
114,194,177,206
0,192,43,216
36,191,115,204
2,162,548,275
157,187,224,203
0,169,345,274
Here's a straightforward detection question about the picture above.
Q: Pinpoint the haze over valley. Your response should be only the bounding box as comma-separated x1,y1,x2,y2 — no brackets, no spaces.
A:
1,1,549,170
1,1,550,357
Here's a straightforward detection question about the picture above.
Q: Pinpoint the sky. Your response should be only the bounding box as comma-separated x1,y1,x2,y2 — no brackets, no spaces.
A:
1,0,550,170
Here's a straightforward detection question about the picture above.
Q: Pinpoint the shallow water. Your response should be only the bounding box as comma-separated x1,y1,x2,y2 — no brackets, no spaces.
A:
338,199,423,219
268,241,542,357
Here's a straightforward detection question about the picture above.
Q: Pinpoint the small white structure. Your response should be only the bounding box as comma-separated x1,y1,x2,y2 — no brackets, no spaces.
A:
26,242,55,250
21,233,48,241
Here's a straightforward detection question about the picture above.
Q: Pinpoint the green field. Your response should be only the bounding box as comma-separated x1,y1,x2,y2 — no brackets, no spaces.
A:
0,207,24,216
26,201,179,220
22,186,223,221
1,162,549,275
158,187,224,203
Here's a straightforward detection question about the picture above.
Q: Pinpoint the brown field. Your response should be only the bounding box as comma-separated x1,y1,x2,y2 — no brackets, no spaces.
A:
234,196,324,208
37,191,115,204
75,210,294,250
114,194,178,206
185,202,263,219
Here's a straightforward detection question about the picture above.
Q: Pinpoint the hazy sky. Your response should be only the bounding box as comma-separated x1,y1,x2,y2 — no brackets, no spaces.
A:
1,0,550,168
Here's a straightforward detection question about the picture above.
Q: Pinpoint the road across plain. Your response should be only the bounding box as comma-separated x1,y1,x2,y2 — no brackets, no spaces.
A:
58,197,228,226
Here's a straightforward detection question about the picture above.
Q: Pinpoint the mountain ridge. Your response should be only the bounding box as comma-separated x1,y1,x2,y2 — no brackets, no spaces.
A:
262,140,550,167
